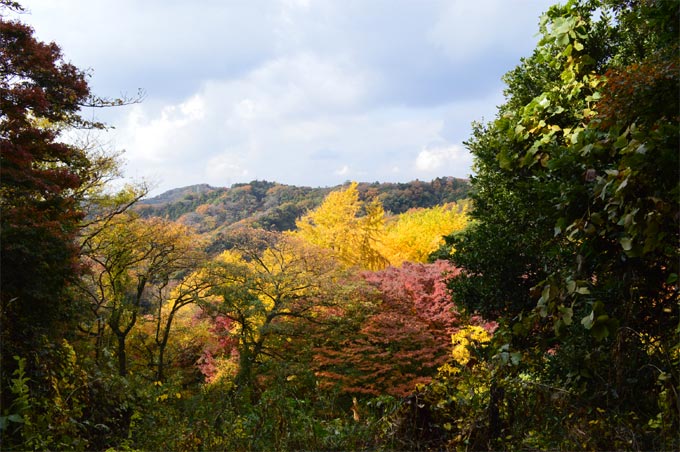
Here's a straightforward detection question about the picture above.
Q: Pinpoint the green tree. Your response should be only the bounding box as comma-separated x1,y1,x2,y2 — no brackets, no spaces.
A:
440,0,678,448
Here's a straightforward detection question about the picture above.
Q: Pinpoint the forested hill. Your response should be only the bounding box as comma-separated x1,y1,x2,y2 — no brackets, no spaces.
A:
135,177,470,233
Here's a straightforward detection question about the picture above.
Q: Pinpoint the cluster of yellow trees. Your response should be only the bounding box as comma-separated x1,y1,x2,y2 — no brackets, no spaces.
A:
296,181,469,269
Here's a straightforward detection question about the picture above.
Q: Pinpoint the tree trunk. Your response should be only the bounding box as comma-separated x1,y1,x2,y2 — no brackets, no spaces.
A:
116,333,127,377
156,347,165,382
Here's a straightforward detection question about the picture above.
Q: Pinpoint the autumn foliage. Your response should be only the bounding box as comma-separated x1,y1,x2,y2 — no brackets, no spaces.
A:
3,1,676,450
295,182,469,269
314,260,463,397
0,15,91,340
295,182,390,270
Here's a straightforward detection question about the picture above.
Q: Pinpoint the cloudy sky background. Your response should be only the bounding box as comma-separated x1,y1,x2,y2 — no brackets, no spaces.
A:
17,0,554,195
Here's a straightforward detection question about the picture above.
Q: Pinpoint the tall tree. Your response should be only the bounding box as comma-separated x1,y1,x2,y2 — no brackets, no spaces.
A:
0,7,144,449
443,0,678,448
295,182,389,270
0,6,92,346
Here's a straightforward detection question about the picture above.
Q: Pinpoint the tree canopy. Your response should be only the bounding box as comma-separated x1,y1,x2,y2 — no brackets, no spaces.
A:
1,12,92,341
441,0,678,448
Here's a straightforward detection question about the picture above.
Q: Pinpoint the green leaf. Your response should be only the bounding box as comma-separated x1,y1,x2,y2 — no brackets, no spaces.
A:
560,306,573,325
616,177,629,192
667,273,678,284
557,33,570,46
7,414,23,423
590,212,603,225
570,127,584,144
620,236,633,251
581,311,594,329
541,285,552,303
497,149,513,170
512,321,527,336
614,134,629,149
566,279,576,294
592,300,606,316
591,323,609,341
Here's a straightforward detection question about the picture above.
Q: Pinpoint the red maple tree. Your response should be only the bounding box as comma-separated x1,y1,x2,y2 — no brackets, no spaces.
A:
314,260,465,397
1,14,92,344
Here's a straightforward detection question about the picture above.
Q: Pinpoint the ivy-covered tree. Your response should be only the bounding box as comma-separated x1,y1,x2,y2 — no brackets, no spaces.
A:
441,0,678,448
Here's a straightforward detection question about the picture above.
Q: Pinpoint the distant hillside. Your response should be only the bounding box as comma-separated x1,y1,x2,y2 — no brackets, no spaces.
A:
141,184,217,205
136,177,470,239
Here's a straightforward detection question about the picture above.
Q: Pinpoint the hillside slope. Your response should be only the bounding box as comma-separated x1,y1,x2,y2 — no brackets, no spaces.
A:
136,178,470,237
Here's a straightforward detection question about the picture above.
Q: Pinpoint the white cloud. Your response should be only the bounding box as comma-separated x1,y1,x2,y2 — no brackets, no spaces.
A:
120,94,206,164
205,154,251,182
335,165,350,176
234,99,260,120
428,1,502,61
21,0,558,194
416,144,471,172
180,96,206,120
245,53,373,116
279,0,312,10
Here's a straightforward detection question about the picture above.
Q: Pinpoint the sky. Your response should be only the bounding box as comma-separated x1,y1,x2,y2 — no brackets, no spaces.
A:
15,0,555,195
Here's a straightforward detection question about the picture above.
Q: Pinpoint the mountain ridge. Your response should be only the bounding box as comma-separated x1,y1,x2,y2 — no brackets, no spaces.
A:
136,178,471,243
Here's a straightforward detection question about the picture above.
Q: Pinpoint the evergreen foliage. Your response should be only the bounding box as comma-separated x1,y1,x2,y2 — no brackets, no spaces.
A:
435,0,679,448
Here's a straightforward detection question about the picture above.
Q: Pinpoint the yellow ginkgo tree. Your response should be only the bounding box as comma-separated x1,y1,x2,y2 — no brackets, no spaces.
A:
295,183,469,269
380,201,469,265
294,182,389,271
